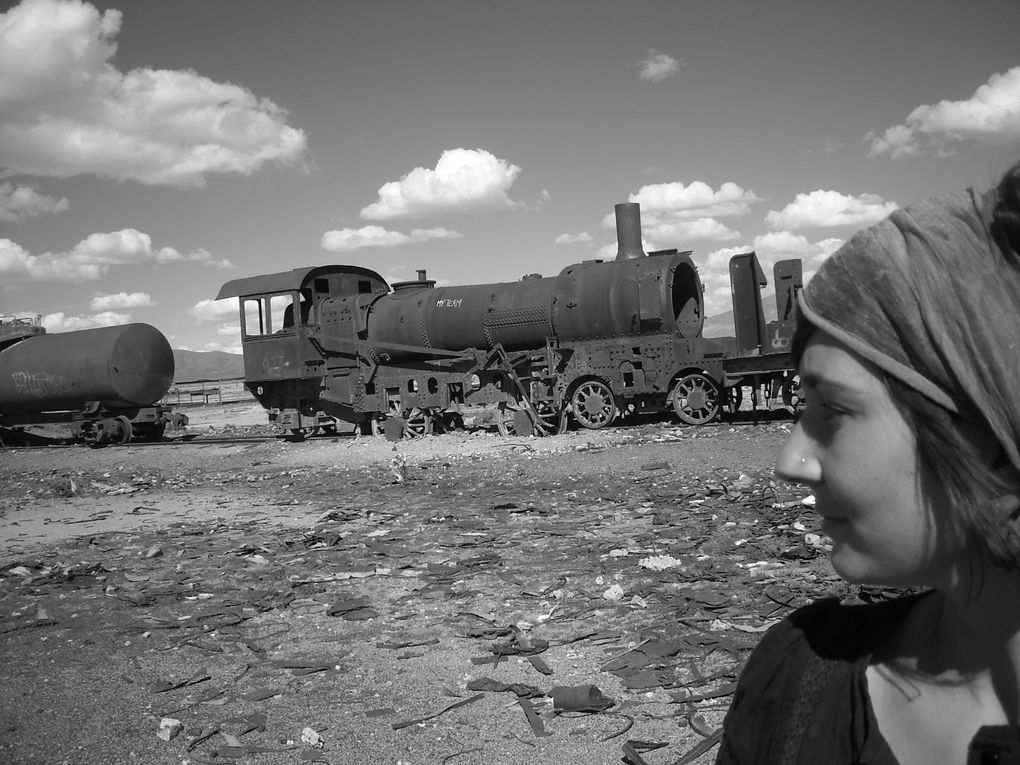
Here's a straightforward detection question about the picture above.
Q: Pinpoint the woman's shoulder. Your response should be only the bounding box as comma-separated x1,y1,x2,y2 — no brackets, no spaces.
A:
782,591,926,661
715,593,925,764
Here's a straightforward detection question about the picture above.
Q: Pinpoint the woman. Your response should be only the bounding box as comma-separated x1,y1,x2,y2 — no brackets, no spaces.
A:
716,160,1020,765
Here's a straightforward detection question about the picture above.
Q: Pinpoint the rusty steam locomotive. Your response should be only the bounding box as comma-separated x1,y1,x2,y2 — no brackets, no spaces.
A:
217,203,802,438
0,318,186,444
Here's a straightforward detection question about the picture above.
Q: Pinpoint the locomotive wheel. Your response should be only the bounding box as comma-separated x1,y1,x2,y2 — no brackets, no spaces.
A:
114,415,134,444
402,408,432,438
570,380,616,429
533,400,566,435
496,403,524,437
367,416,386,436
671,373,721,425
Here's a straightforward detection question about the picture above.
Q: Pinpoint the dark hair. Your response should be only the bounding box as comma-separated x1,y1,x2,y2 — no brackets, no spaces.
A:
792,161,1020,573
883,163,1020,572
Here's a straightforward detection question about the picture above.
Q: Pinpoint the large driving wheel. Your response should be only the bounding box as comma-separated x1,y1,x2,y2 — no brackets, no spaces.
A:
671,373,721,425
570,380,616,429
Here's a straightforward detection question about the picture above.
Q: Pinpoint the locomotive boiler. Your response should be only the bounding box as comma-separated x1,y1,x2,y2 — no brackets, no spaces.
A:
0,319,186,444
217,202,801,438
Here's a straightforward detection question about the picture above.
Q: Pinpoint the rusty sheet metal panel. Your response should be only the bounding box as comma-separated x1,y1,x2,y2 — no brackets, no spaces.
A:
0,323,174,412
729,253,767,355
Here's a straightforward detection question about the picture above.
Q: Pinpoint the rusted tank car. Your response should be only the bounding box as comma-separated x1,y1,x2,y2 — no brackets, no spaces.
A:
217,202,801,438
0,319,187,444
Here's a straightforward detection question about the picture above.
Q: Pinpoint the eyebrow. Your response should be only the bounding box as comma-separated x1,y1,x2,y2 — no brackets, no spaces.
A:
799,373,860,394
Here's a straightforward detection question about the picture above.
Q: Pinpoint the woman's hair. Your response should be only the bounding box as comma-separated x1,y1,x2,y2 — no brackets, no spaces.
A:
794,160,1020,571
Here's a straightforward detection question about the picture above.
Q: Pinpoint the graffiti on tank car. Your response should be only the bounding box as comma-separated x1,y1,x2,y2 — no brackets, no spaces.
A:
435,298,463,309
11,371,72,399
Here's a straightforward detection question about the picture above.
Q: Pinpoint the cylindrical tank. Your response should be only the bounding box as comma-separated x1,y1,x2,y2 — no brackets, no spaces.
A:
364,251,704,357
0,323,175,412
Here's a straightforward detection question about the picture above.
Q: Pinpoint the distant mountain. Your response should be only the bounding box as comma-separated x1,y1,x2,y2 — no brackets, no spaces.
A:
173,349,245,383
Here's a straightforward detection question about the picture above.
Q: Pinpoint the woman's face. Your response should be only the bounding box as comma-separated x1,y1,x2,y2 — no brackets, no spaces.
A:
775,331,961,588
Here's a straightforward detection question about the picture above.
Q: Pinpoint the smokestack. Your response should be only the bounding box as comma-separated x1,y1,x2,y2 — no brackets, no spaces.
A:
614,202,645,261
416,269,427,281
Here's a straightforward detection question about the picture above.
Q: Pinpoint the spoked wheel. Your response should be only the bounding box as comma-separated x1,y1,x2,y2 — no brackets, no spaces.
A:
570,380,617,430
496,402,529,437
402,408,432,438
533,400,566,435
671,373,721,425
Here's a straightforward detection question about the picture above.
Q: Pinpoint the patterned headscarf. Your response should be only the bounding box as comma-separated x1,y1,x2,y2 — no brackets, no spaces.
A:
799,184,1020,473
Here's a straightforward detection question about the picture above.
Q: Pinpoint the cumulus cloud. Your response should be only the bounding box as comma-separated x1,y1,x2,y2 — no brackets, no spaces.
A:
321,225,461,253
554,232,592,244
598,180,759,250
629,181,760,217
189,298,238,322
0,182,69,221
867,66,1020,158
360,148,521,220
0,0,307,187
637,50,684,83
646,218,740,243
89,291,153,311
41,310,131,331
0,229,226,283
765,190,898,230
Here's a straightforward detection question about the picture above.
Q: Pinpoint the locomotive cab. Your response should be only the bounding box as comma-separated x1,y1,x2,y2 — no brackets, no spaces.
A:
215,265,389,425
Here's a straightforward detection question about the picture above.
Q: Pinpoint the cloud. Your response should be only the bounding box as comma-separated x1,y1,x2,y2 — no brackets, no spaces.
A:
599,180,759,250
0,0,307,187
646,218,740,243
321,225,462,253
0,182,69,221
637,50,684,83
765,190,898,229
89,291,153,310
189,298,237,322
360,148,521,220
867,66,1020,158
0,229,224,282
41,310,131,331
554,232,592,244
628,181,761,217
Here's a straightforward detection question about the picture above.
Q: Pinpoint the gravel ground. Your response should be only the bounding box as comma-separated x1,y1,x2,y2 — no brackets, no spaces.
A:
0,402,846,765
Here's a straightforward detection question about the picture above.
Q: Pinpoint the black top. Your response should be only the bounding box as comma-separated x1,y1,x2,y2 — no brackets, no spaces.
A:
715,593,1020,765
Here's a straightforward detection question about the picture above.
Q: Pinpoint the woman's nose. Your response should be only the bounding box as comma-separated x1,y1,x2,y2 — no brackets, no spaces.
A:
774,422,821,484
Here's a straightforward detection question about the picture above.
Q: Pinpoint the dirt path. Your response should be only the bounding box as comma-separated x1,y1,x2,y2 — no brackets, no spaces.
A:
0,405,845,765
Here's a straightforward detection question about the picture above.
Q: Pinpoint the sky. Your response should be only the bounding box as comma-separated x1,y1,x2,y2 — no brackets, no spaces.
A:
1,0,1019,353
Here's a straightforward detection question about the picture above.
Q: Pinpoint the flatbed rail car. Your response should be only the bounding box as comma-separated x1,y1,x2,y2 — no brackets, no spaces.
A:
217,202,802,438
0,320,188,445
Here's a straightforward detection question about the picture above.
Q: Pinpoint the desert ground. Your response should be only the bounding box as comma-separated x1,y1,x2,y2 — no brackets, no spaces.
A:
0,402,850,765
